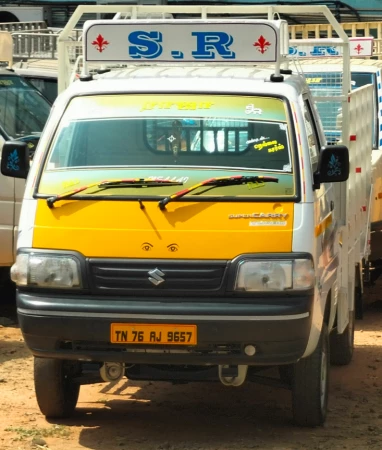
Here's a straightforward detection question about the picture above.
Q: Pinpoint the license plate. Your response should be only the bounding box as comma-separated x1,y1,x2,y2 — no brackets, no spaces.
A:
110,323,197,345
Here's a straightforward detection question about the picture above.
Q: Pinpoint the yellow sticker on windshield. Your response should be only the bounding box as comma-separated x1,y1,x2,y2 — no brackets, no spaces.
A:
306,77,323,84
253,140,285,152
254,140,278,151
0,79,13,86
247,181,266,190
268,143,285,153
141,101,214,112
62,179,80,189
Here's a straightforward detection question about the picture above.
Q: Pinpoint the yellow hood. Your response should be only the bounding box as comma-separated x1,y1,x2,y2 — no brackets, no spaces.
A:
33,199,294,259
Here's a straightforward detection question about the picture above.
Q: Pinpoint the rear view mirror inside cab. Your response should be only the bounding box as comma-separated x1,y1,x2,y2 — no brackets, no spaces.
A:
1,141,30,179
313,144,349,189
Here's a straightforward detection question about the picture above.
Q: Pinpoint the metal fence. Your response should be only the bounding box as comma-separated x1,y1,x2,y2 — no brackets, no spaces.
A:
11,28,82,61
12,31,59,60
0,21,47,32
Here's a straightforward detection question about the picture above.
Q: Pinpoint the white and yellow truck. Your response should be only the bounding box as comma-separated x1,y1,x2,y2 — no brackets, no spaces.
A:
0,5,374,426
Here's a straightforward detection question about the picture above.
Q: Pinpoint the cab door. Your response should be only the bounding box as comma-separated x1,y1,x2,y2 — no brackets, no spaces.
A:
0,134,16,266
303,96,339,315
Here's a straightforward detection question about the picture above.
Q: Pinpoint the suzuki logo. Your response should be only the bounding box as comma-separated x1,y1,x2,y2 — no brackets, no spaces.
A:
148,268,165,286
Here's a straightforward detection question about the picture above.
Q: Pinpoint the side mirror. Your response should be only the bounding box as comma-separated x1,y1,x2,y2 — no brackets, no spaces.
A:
313,145,349,189
1,141,30,179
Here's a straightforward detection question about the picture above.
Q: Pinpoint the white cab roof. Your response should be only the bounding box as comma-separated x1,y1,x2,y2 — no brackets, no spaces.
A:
13,59,58,78
57,65,308,102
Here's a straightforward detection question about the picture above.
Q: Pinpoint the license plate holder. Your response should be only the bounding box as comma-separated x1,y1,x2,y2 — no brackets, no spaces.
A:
110,323,197,345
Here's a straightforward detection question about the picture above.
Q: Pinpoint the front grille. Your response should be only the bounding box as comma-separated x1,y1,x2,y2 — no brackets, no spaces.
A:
88,259,228,295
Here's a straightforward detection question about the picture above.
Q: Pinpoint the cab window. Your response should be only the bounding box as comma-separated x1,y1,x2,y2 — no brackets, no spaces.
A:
303,99,320,174
26,77,58,104
0,75,51,139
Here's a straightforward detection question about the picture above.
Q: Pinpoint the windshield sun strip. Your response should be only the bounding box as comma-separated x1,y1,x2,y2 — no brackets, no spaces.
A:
44,164,292,173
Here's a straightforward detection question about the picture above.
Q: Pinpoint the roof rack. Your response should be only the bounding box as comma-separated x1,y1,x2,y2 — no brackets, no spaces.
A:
57,5,350,93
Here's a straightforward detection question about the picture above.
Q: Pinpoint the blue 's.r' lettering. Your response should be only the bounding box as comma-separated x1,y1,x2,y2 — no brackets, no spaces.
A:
192,32,235,59
128,31,163,59
310,46,339,57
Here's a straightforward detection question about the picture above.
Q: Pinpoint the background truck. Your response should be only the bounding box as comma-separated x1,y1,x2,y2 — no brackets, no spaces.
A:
0,32,51,290
287,36,382,315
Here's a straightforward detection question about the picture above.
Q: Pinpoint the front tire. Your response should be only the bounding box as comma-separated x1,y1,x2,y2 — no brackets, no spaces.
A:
330,311,355,366
34,357,80,419
292,324,329,427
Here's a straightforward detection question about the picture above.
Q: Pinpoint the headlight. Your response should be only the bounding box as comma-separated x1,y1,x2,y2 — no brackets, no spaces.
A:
11,253,81,288
235,258,314,292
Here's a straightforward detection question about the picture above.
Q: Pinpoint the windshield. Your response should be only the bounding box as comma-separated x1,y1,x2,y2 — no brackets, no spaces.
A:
38,94,296,200
351,72,374,89
305,71,377,146
26,77,58,104
0,75,51,139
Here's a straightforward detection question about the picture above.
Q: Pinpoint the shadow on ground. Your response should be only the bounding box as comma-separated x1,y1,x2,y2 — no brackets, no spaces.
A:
42,337,382,450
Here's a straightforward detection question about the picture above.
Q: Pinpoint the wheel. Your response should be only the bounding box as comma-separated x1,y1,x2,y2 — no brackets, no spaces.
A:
34,357,80,418
292,324,329,427
330,311,355,366
354,286,363,320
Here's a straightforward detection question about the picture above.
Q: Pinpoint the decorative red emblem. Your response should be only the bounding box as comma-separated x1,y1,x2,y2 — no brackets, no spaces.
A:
92,34,109,53
354,44,364,55
253,35,271,54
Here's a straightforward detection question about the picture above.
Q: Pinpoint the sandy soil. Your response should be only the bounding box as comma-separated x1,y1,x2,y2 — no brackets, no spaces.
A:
1,291,382,450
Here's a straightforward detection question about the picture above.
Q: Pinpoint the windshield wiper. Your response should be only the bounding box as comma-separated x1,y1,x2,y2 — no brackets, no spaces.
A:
46,178,184,208
158,175,279,210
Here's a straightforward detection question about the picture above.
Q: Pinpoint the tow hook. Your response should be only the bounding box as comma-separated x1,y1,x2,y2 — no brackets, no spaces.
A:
218,365,248,387
100,362,125,382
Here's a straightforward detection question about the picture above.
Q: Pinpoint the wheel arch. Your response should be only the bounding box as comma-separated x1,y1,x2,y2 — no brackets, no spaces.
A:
326,288,337,332
302,280,338,359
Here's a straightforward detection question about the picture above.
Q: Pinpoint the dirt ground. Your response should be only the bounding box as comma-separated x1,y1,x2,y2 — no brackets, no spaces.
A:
1,290,382,450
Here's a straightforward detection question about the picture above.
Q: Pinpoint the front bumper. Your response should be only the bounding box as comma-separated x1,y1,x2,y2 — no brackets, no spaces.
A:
17,291,313,366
